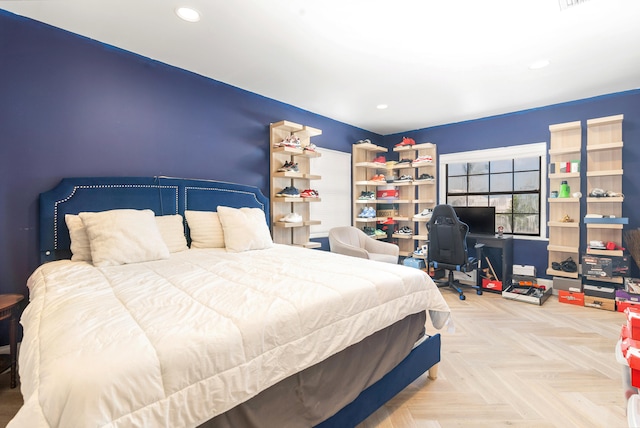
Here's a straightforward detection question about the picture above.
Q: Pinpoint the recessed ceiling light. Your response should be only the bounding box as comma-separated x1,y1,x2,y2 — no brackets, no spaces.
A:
529,59,550,70
376,104,388,110
176,7,201,22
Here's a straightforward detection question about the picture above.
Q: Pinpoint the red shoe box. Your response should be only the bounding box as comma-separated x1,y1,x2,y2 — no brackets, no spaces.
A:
481,278,502,291
376,189,399,199
627,348,640,389
618,300,640,314
625,307,640,340
558,290,584,306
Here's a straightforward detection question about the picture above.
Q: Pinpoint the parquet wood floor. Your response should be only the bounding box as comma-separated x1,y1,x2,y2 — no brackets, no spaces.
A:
358,291,628,428
0,292,629,427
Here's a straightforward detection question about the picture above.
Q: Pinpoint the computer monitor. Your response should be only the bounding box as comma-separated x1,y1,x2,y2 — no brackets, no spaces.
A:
453,206,496,235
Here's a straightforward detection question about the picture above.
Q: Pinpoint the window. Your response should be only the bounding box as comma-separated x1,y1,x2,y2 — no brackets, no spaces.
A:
439,143,547,238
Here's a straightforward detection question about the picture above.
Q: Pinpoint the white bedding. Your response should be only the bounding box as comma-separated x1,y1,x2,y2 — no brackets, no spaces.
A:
10,245,450,428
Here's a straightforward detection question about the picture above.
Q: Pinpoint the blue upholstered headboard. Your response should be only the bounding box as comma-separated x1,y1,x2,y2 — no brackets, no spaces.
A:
39,176,269,263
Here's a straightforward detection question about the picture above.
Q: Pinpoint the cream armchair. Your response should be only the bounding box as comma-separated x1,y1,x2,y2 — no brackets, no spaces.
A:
328,226,399,264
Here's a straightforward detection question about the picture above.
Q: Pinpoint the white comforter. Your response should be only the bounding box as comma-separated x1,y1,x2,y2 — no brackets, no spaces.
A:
10,245,450,428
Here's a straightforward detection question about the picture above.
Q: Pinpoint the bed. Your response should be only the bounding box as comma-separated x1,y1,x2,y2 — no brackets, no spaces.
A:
9,176,451,428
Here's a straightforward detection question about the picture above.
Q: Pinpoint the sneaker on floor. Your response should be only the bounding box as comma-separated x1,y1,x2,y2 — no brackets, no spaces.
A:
280,212,303,223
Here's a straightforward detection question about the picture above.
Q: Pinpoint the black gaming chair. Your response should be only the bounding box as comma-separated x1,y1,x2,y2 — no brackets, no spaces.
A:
426,205,483,300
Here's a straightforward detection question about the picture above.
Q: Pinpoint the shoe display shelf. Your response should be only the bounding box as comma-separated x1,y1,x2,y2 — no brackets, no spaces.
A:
352,141,391,240
392,142,437,258
546,120,582,279
584,114,625,285
270,120,322,249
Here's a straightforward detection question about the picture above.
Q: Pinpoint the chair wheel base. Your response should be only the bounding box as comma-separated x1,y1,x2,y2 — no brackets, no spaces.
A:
459,294,466,300
476,289,483,295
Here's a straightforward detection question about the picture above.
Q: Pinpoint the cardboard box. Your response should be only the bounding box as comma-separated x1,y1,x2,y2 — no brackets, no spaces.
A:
558,290,584,306
619,300,640,314
482,278,503,291
583,254,630,278
403,257,425,269
502,284,551,305
584,283,616,299
553,277,583,293
376,189,399,200
584,295,616,311
513,265,536,276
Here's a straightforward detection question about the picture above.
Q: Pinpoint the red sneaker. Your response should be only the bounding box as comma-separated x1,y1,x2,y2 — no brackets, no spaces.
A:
372,156,386,164
395,137,416,147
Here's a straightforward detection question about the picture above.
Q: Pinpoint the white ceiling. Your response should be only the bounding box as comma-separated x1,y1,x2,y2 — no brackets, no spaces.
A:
2,0,640,134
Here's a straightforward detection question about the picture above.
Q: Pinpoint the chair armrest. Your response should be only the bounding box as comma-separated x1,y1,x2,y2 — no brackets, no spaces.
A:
332,240,370,259
364,237,400,257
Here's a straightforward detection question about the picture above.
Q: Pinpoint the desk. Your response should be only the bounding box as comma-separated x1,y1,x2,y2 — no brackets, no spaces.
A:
467,234,513,292
0,294,24,388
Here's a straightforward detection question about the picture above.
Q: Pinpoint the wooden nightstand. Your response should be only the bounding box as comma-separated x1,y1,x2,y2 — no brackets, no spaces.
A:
0,294,24,388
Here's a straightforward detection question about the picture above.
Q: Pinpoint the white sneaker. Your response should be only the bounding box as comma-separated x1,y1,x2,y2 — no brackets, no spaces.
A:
280,212,303,223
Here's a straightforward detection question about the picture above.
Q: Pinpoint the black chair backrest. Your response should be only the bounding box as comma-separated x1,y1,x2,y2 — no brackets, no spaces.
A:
427,205,469,266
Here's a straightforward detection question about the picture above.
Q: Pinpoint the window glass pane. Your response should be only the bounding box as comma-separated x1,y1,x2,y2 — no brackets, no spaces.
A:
467,195,488,206
514,171,539,191
448,163,467,176
490,173,513,192
513,194,539,214
513,214,540,234
490,160,512,173
447,196,467,206
496,214,512,233
469,175,489,193
468,161,489,175
448,176,467,194
490,195,512,213
514,157,539,171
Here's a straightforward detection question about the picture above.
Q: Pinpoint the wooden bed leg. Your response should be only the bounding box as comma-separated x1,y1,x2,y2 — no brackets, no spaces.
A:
427,363,439,380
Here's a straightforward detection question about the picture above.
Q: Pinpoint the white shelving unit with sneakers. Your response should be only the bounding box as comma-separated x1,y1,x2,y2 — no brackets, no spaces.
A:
546,120,582,279
270,120,322,248
352,140,437,257
393,142,437,257
584,114,625,285
352,140,389,240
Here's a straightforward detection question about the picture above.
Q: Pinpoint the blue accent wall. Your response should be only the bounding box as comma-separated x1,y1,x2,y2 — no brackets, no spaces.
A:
382,91,640,279
1,8,639,306
0,10,381,301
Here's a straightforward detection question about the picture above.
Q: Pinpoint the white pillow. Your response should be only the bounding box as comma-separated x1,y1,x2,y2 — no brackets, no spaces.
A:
184,210,225,248
216,206,273,253
65,214,92,262
78,209,170,267
155,214,188,253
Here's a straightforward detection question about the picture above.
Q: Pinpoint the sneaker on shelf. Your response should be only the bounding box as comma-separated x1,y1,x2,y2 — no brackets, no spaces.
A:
381,217,395,225
412,155,433,165
277,161,292,172
358,207,376,218
280,212,303,223
289,162,299,172
385,176,397,183
415,173,434,181
363,226,375,235
355,139,371,145
276,186,300,197
303,143,317,152
358,190,370,200
397,226,413,235
372,155,386,164
371,174,386,182
283,136,301,148
373,229,386,237
385,160,398,167
414,209,433,219
413,247,425,256
396,175,413,182
300,189,319,198
395,137,416,147
367,207,377,218
396,158,412,166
